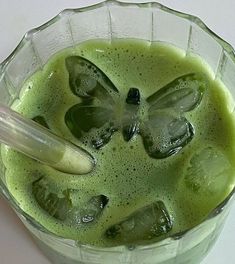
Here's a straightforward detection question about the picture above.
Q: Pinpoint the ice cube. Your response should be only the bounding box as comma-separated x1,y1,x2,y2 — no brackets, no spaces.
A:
140,73,207,159
65,56,119,148
126,88,140,105
147,73,207,112
65,56,118,98
105,201,172,244
122,104,139,142
141,112,194,159
32,177,72,220
184,147,232,194
65,103,117,148
122,88,141,141
92,126,117,149
32,176,109,224
67,195,109,225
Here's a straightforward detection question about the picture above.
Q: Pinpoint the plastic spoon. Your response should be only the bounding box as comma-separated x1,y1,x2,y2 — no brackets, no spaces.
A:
0,104,95,174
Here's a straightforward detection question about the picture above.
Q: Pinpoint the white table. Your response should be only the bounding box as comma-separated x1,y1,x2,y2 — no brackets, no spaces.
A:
0,0,235,263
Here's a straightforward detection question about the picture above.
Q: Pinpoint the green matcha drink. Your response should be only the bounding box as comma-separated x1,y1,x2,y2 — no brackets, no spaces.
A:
2,39,235,247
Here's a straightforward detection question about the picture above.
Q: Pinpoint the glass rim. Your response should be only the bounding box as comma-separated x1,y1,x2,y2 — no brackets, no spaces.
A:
1,0,235,251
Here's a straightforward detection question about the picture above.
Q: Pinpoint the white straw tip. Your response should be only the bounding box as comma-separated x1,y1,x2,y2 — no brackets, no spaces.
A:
54,145,95,175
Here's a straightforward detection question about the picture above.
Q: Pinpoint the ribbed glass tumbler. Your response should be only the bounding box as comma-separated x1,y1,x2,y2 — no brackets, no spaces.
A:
0,1,235,263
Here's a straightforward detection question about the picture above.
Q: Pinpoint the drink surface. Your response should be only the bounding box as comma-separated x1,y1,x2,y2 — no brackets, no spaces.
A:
2,39,235,247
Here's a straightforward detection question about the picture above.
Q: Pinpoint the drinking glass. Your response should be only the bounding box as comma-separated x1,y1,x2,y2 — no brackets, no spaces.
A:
0,1,235,263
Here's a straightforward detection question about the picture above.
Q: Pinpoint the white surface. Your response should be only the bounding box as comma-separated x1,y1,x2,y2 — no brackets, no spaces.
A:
0,0,235,263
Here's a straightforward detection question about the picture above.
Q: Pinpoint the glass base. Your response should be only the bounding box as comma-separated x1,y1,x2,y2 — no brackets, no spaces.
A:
27,220,225,264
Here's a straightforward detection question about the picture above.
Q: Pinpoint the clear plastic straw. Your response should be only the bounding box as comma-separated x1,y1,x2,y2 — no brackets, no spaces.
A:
0,105,95,174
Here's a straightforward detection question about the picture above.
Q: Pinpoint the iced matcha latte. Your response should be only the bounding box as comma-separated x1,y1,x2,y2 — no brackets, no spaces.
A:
2,39,235,248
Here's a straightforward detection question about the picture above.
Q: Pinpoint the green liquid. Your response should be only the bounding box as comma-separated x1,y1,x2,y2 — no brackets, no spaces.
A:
2,39,235,247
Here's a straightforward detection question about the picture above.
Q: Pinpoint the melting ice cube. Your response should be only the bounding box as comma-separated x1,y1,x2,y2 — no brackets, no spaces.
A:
32,176,109,224
105,201,172,244
32,177,72,221
184,147,232,194
67,195,109,225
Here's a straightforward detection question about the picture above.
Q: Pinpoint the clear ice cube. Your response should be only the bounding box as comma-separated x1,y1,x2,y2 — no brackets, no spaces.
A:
141,112,194,159
184,147,232,194
65,56,119,148
147,73,207,112
65,103,115,139
65,56,118,98
122,88,141,141
105,201,172,244
32,177,72,221
32,176,109,224
122,104,139,141
67,195,109,225
140,73,207,159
